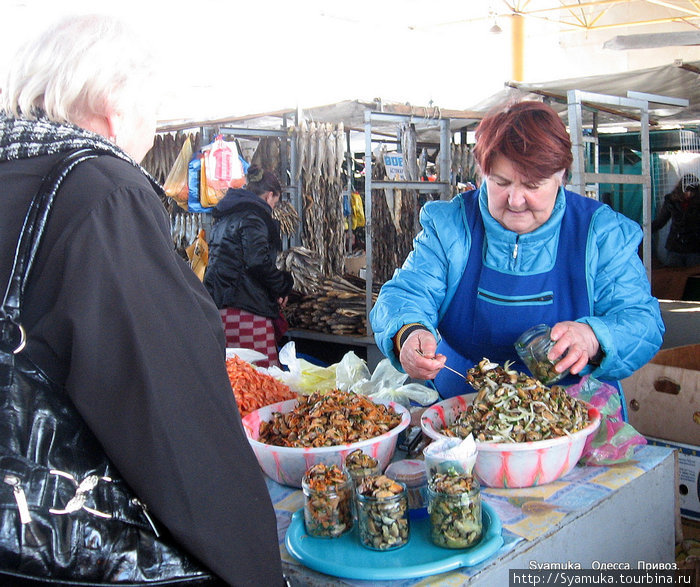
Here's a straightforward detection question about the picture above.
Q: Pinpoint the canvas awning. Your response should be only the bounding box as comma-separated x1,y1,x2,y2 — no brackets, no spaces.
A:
470,60,700,129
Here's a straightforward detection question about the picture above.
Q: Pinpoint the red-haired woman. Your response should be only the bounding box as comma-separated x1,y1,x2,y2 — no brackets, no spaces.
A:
370,101,664,412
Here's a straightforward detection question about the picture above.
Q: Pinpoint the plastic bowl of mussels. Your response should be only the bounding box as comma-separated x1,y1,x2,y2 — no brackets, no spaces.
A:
420,392,601,489
242,394,410,488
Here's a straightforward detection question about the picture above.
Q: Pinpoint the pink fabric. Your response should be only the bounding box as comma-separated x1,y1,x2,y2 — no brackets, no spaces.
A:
220,308,278,367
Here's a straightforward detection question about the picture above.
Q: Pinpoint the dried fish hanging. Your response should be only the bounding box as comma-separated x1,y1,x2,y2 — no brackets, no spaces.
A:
170,210,204,260
250,136,282,178
272,201,300,238
448,143,479,195
400,122,421,236
369,135,420,285
279,247,376,336
291,122,346,277
143,131,201,210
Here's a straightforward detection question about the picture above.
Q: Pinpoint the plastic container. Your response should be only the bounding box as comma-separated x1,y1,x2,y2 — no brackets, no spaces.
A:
427,474,482,549
242,398,410,488
420,394,601,488
385,459,428,519
514,324,569,385
302,470,353,538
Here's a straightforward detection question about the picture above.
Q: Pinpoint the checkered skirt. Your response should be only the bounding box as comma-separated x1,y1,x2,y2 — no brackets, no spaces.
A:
219,308,279,367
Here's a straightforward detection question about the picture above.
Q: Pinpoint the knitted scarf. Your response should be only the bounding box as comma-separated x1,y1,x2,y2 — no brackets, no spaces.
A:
0,112,162,193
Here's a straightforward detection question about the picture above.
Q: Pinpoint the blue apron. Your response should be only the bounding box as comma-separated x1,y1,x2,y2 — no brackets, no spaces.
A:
433,191,625,417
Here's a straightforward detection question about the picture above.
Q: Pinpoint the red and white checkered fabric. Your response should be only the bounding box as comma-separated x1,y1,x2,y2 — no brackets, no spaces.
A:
219,308,279,368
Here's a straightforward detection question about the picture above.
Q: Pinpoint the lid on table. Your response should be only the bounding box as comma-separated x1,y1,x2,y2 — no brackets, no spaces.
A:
385,459,427,486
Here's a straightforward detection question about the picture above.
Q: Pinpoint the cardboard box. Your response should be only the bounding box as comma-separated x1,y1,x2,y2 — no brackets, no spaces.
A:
622,344,700,446
344,254,366,277
646,437,700,521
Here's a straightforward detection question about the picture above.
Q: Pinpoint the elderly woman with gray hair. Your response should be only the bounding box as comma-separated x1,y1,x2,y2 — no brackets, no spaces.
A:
0,13,283,586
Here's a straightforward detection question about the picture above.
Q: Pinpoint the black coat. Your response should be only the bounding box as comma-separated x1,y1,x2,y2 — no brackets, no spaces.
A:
204,189,293,319
0,152,284,586
651,192,700,254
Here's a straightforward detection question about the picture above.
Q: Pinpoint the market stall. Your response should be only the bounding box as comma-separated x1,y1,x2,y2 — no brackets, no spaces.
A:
271,444,676,586
223,347,686,585
148,100,484,359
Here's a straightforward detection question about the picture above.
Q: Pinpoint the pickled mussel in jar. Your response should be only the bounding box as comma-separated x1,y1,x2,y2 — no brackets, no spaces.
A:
356,474,409,550
427,472,482,549
302,463,353,538
344,448,380,489
514,324,569,385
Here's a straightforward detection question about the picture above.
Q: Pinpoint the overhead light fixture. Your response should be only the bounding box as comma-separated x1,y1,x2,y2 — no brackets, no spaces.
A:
488,9,502,34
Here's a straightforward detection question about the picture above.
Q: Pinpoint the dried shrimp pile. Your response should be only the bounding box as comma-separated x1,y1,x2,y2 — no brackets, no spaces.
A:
443,358,589,443
226,355,297,417
258,389,403,448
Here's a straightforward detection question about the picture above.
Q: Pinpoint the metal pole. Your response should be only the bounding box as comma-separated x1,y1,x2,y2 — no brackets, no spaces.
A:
640,104,652,280
567,90,586,197
439,118,451,200
364,111,374,337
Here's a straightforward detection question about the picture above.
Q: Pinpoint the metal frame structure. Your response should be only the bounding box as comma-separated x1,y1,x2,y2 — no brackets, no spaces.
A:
566,89,689,279
363,111,452,336
207,121,302,247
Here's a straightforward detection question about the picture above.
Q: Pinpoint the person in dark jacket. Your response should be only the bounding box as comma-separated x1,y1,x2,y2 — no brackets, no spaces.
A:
204,165,294,367
652,174,700,267
0,14,284,586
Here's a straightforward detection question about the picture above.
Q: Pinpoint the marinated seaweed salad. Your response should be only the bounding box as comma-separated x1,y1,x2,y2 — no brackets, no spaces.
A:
443,359,589,443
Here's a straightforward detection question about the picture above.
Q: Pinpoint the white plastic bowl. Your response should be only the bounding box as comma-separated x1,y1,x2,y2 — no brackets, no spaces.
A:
242,397,411,488
420,394,601,488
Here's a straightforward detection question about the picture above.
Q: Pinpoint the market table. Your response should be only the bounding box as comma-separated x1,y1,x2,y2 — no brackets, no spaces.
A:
266,444,676,586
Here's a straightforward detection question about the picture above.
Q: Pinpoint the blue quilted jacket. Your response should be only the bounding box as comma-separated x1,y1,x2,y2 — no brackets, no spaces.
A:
370,183,665,382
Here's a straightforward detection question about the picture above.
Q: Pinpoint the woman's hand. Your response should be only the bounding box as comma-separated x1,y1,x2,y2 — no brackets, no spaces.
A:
549,321,601,375
398,329,446,380
277,296,288,308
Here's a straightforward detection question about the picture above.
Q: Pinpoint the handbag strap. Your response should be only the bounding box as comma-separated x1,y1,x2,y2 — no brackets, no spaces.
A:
0,148,100,352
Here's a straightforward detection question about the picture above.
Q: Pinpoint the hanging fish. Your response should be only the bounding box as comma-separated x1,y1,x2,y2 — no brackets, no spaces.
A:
307,122,318,187
335,122,345,183
295,121,308,183
418,147,428,178
401,123,418,181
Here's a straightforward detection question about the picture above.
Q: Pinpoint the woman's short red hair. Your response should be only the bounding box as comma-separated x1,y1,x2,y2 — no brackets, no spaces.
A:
473,100,572,181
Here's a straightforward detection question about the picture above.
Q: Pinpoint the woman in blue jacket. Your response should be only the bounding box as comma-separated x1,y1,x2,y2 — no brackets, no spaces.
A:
370,101,664,410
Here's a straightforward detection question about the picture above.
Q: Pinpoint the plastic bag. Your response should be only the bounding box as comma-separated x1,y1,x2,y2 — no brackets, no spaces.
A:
350,359,439,409
163,136,192,209
204,135,245,196
185,229,208,281
350,191,365,229
335,351,371,391
566,375,647,466
268,341,337,394
199,152,221,208
187,153,212,214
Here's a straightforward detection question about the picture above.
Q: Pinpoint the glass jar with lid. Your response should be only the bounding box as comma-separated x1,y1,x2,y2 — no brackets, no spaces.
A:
514,323,569,385
427,472,482,549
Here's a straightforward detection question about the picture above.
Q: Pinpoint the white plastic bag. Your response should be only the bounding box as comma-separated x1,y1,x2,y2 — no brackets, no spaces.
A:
267,341,337,394
335,352,371,391
268,343,439,407
351,359,439,408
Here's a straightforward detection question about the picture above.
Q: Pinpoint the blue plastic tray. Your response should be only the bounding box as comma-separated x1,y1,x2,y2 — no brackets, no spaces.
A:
284,501,503,581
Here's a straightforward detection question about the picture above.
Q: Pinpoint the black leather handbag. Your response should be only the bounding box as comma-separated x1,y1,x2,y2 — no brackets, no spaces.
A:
0,149,222,585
